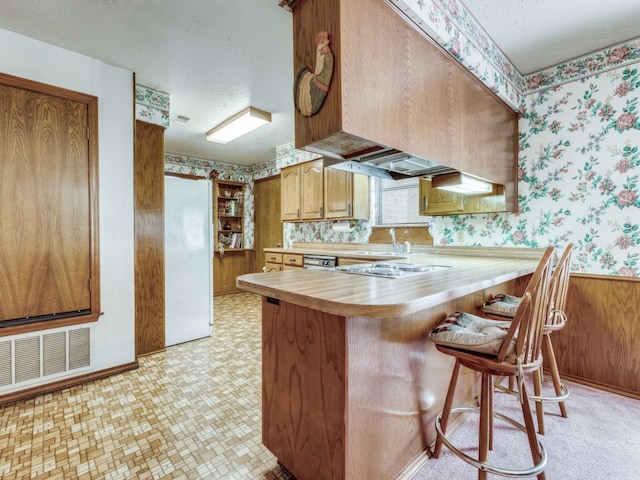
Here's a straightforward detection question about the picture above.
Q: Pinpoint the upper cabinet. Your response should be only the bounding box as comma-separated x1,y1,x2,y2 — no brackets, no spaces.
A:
419,178,507,216
291,0,518,212
324,168,369,220
281,159,369,222
281,158,324,221
300,159,324,220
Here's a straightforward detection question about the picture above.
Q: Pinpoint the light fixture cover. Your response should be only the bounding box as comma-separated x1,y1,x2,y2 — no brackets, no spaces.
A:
206,107,271,144
432,172,493,194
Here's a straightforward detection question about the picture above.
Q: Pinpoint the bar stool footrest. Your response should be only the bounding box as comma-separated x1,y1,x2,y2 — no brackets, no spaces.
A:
435,406,547,478
495,380,570,403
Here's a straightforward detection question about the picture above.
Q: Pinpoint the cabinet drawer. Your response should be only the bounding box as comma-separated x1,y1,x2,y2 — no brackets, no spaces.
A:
283,254,303,267
265,263,283,272
283,265,304,270
265,252,283,263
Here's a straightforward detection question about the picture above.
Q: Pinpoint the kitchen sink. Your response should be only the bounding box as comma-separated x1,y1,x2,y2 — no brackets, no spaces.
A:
334,261,451,278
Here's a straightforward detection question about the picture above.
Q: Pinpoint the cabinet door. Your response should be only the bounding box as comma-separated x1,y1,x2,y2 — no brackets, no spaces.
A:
418,178,464,215
265,263,283,272
324,168,353,219
281,165,301,221
300,159,324,220
325,169,370,220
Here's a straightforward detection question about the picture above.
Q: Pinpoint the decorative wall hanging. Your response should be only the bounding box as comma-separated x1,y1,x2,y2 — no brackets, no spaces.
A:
294,31,334,117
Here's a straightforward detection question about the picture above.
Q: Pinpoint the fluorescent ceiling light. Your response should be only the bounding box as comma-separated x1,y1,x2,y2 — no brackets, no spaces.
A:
432,172,493,194
205,107,271,144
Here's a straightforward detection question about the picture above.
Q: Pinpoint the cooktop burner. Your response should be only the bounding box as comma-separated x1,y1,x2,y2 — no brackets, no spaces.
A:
334,262,452,278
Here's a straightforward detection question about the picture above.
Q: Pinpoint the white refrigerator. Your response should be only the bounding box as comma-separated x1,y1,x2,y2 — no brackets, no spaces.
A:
164,175,213,346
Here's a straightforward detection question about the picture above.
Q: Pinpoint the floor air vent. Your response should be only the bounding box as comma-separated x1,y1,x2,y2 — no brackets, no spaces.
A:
0,326,92,390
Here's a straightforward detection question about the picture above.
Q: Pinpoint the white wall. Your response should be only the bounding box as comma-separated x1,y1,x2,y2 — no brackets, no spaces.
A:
0,28,136,373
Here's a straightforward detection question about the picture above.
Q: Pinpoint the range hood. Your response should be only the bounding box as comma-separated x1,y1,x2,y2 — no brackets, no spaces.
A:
324,147,457,180
304,134,457,180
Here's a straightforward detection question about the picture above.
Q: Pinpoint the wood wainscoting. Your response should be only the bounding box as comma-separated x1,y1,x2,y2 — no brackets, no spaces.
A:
555,273,640,399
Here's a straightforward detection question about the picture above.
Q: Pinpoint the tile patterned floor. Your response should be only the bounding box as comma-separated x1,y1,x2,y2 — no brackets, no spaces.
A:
0,292,293,480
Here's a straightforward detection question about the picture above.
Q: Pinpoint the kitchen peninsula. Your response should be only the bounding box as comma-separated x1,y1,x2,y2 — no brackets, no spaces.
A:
236,247,545,480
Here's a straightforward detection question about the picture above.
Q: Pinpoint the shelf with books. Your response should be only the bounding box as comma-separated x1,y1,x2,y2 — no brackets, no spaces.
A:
214,180,245,252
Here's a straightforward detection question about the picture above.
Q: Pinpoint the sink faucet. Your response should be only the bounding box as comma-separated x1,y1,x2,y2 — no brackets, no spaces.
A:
390,228,397,253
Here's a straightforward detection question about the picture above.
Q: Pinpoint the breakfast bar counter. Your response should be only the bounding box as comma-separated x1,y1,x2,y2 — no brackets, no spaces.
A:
236,246,545,480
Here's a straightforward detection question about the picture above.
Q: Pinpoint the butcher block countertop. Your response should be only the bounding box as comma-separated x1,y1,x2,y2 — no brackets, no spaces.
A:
237,246,547,318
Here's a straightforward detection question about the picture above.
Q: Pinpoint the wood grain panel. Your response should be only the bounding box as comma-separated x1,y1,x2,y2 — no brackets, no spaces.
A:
134,121,165,356
293,0,342,148
254,176,282,272
261,278,523,480
342,0,452,166
555,274,640,397
0,74,100,333
262,298,346,480
214,250,254,295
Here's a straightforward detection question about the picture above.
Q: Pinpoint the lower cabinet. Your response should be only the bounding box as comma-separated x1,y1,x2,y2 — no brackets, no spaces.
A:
264,251,304,271
214,250,254,295
283,253,304,270
265,252,283,272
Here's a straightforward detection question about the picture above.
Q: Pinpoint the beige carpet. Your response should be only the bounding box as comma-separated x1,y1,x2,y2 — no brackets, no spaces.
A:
414,377,640,479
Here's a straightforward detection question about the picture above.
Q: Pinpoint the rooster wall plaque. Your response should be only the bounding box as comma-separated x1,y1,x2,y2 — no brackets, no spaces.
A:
294,31,334,117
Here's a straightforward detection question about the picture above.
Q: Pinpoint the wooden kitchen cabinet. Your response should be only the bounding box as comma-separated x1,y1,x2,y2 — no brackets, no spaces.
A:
324,168,369,220
419,178,507,216
281,159,324,221
264,250,303,271
281,159,370,222
292,0,518,211
283,253,304,269
265,263,283,272
213,180,252,295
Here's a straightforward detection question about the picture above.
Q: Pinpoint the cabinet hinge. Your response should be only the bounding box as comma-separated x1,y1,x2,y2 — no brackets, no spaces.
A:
88,277,92,291
87,127,90,140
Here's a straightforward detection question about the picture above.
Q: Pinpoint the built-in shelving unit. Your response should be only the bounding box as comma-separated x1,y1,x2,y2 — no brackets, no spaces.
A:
214,180,245,251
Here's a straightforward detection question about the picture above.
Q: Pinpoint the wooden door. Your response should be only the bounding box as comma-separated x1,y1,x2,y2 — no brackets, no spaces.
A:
0,77,99,329
280,165,301,221
255,176,282,272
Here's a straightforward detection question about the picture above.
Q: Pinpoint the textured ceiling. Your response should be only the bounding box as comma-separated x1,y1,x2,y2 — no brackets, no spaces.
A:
462,0,640,74
1,1,639,166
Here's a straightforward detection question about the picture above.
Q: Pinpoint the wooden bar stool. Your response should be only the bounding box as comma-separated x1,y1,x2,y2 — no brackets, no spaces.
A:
482,244,573,434
430,247,555,479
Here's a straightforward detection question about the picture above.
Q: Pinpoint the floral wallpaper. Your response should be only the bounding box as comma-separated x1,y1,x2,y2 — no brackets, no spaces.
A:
274,0,640,277
135,84,170,127
431,63,640,276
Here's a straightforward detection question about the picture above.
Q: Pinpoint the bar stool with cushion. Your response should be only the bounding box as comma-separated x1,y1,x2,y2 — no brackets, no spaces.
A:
482,244,573,435
430,246,555,480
